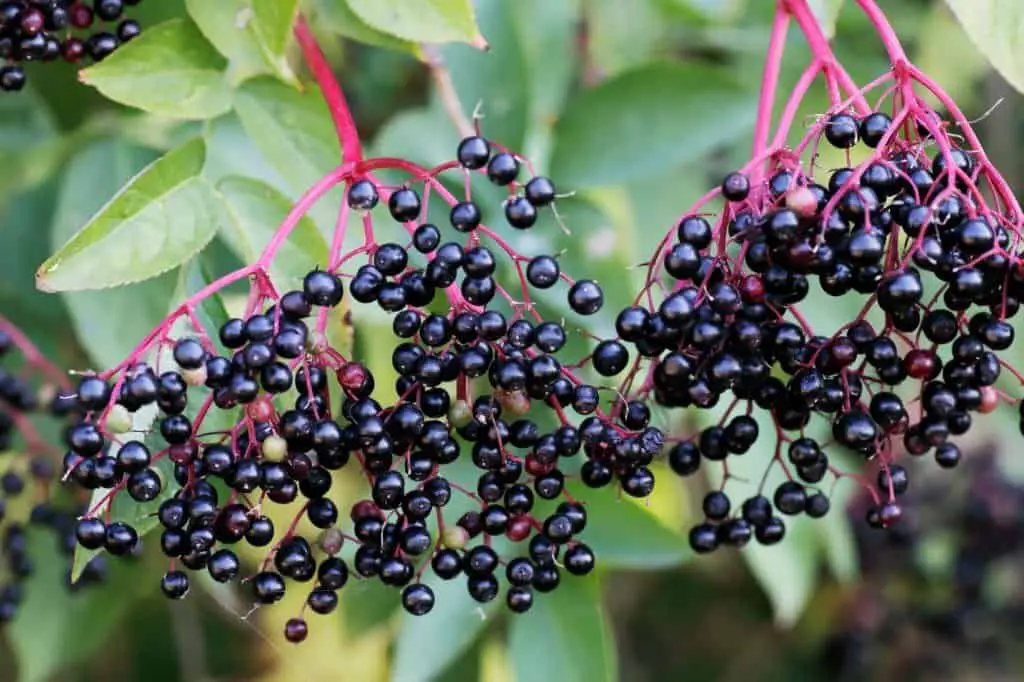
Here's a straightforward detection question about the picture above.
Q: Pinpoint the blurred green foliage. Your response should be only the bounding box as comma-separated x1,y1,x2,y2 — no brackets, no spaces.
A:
2,0,1024,681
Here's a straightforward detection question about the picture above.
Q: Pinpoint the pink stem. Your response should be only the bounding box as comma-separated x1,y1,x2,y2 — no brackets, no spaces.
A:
293,16,363,167
783,0,870,114
751,9,791,169
769,60,822,150
0,315,68,387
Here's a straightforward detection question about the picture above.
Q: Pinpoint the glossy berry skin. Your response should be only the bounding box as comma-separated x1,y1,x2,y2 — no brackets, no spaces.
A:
161,571,190,599
303,270,344,307
401,584,435,615
721,172,749,201
525,177,556,206
457,136,490,169
252,572,287,604
505,196,537,228
568,280,604,315
347,179,378,210
824,113,859,148
689,523,719,554
486,153,519,185
388,188,421,222
859,112,892,147
592,340,628,376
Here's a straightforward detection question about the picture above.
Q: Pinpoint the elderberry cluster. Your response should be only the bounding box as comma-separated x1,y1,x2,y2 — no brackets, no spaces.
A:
0,326,110,623
0,0,143,92
615,104,1024,555
63,134,637,641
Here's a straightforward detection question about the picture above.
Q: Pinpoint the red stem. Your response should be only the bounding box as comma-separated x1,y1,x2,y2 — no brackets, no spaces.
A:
751,9,791,170
293,16,363,167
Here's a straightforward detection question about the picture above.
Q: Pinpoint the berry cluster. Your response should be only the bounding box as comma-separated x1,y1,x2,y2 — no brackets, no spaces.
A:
60,129,636,641
616,21,1024,554
34,0,1024,643
0,318,111,622
0,0,143,92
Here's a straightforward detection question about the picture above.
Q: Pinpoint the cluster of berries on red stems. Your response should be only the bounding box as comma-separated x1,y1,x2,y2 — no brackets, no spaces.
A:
57,127,627,641
9,0,1024,644
0,318,113,622
619,2,1024,556
0,0,143,92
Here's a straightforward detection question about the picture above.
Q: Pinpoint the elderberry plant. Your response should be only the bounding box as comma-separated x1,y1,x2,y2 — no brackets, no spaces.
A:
5,0,1024,678
623,0,1024,558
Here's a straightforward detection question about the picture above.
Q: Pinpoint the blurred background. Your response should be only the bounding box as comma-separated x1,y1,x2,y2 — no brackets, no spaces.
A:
2,0,1024,680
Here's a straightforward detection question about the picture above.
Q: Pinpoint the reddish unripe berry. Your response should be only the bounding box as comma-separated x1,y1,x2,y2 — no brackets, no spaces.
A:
785,186,818,219
739,275,765,303
168,443,196,465
903,349,939,380
506,516,533,542
284,618,308,643
337,362,370,394
525,454,555,477
350,499,383,522
979,385,999,414
70,3,94,28
247,397,275,422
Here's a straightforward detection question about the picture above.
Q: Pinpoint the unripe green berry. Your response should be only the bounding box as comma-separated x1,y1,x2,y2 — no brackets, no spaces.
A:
441,526,469,550
262,435,288,462
105,404,133,434
448,400,472,428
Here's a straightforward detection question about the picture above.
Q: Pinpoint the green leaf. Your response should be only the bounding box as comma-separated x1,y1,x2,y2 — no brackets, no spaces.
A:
49,138,178,370
573,484,690,570
944,0,1024,93
185,0,275,85
311,0,419,51
585,0,671,78
202,113,286,188
251,0,301,79
216,175,328,290
390,572,498,682
346,0,484,46
9,534,138,682
232,77,340,194
550,63,757,187
80,18,232,120
37,136,222,293
507,574,617,682
808,0,844,38
70,262,234,581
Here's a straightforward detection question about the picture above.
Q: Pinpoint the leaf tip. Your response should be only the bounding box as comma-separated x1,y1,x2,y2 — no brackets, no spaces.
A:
34,266,58,293
470,33,489,51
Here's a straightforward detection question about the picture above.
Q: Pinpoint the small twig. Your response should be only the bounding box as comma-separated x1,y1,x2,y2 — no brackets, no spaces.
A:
421,45,475,139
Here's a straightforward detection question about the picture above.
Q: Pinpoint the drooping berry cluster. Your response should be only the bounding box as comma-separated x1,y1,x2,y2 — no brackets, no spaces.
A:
0,317,110,622
59,127,647,640
609,3,1024,556
39,0,1024,642
0,0,143,92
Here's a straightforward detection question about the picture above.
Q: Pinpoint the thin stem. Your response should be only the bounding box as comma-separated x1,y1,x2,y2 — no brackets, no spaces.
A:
752,9,791,169
783,0,870,115
422,45,475,139
293,16,363,166
0,315,68,387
